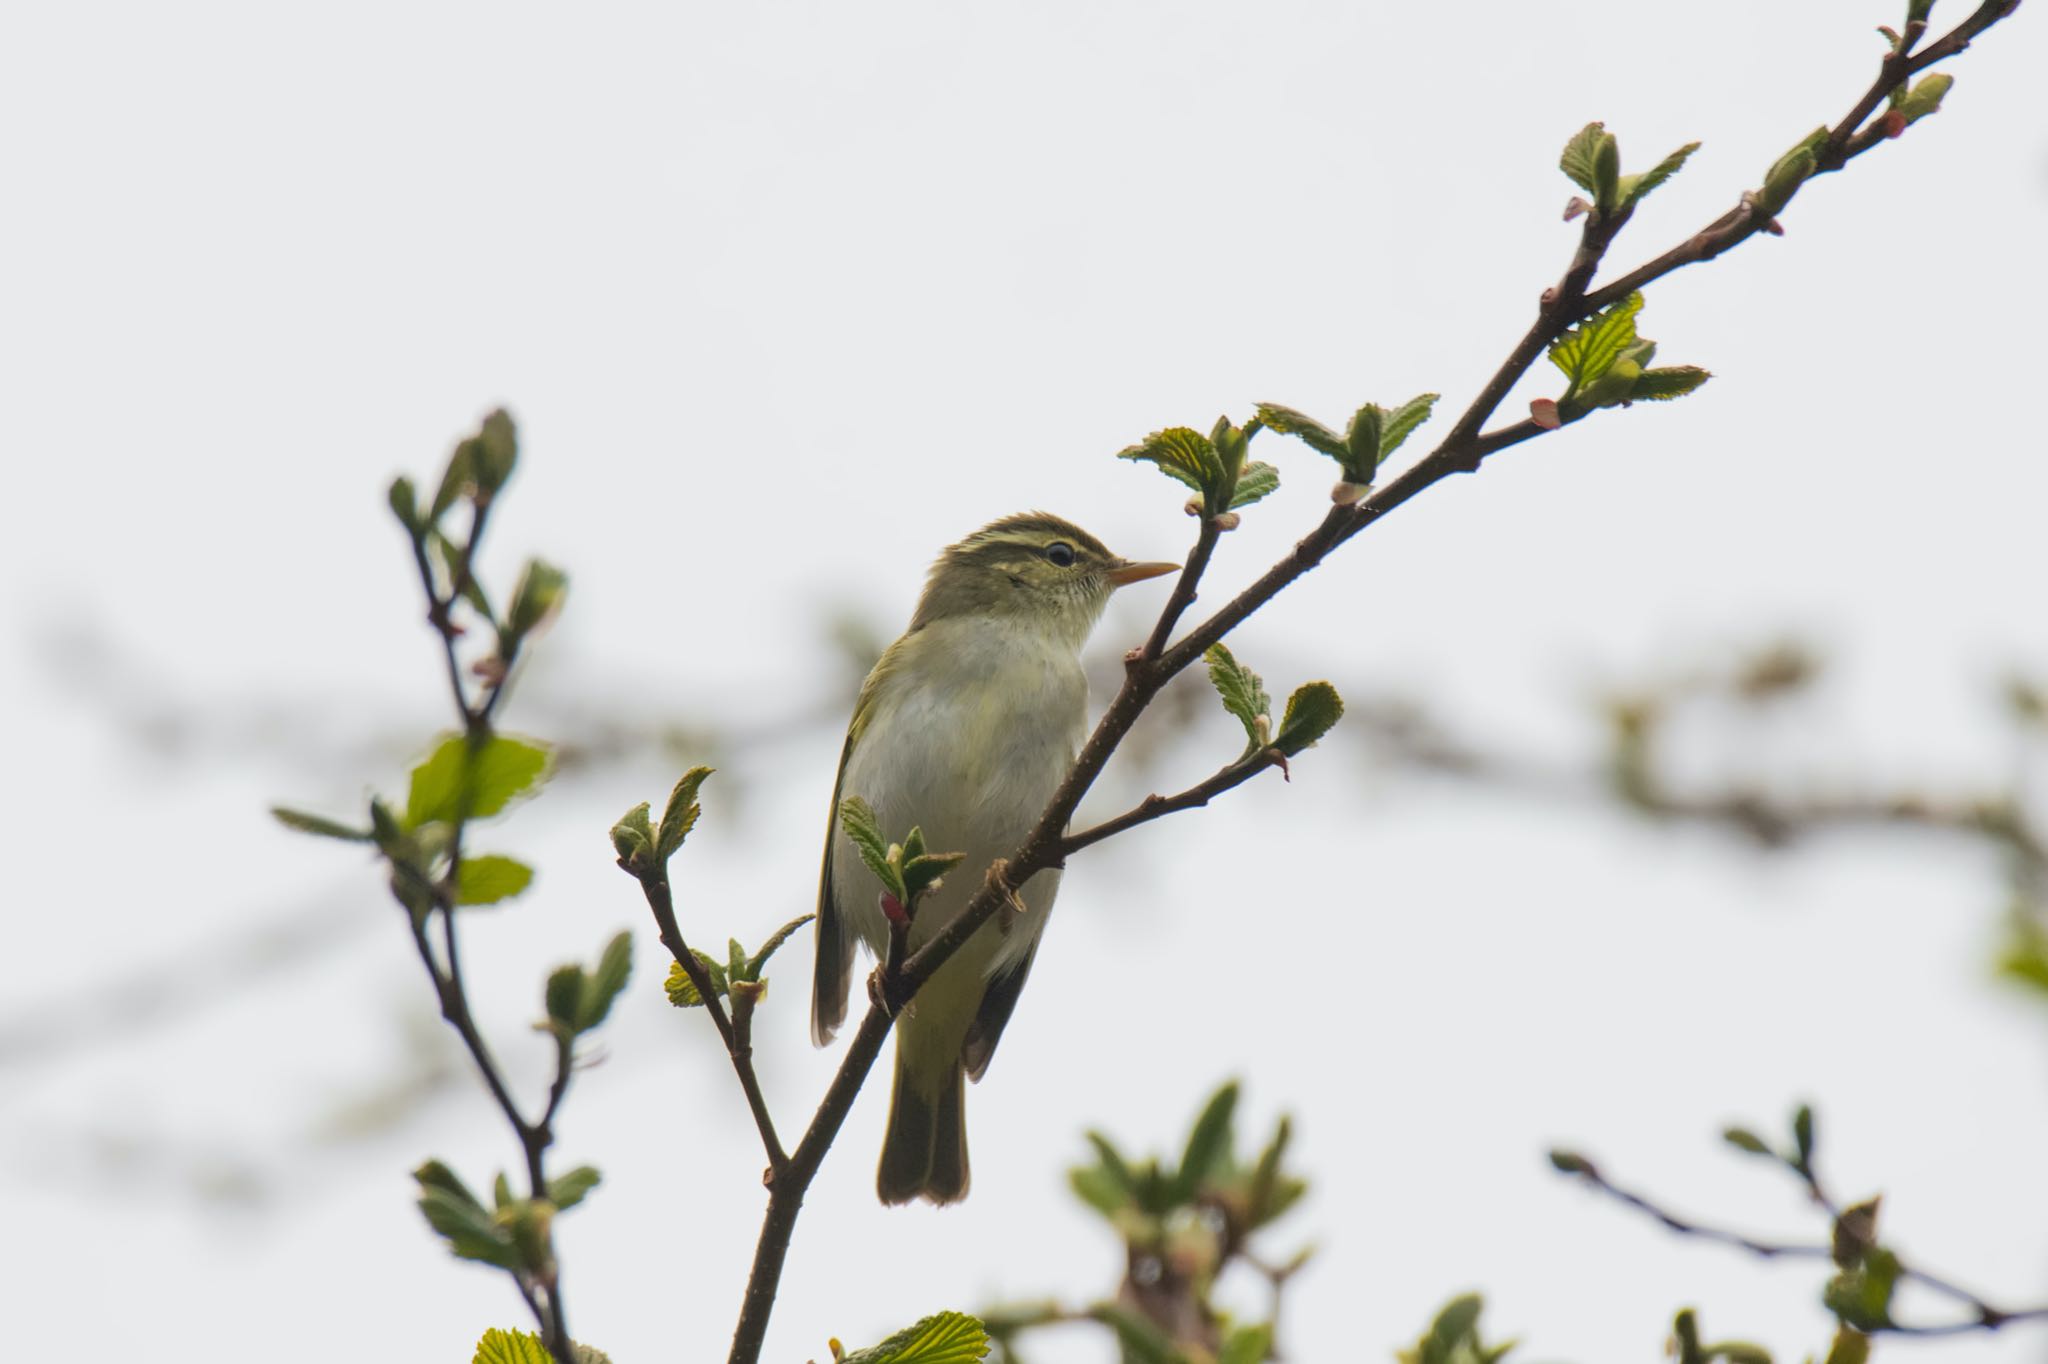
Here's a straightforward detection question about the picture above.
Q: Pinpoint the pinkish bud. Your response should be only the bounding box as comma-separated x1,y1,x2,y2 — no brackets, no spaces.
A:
1184,496,1204,517
1563,196,1591,222
1530,398,1562,430
879,892,908,926
1211,511,1242,531
1331,480,1369,506
1881,109,1907,139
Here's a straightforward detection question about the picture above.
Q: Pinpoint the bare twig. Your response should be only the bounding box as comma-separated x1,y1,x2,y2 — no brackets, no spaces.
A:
1554,1154,2048,1337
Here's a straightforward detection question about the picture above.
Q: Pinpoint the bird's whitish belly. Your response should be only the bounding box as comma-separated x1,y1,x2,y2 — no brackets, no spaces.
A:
833,627,1085,976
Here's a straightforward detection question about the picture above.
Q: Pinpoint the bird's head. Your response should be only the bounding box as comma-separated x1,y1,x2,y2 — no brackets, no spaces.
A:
910,512,1177,645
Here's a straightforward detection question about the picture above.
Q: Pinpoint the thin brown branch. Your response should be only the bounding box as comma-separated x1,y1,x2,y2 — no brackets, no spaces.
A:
1140,518,1222,661
1556,1155,2048,1337
715,11,2029,1359
1060,749,1287,857
634,872,787,1172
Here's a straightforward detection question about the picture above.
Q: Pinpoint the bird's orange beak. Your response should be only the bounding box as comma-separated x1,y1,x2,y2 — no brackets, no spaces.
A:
1106,559,1180,587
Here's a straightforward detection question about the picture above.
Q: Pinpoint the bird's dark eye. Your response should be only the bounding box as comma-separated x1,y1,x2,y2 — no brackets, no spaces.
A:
1043,541,1076,567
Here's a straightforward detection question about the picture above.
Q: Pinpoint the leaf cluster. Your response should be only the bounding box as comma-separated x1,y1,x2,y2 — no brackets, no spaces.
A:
1117,417,1281,519
665,914,814,1009
838,797,967,915
612,766,714,878
1203,644,1344,762
1559,122,1700,218
1256,392,1437,489
545,932,634,1040
413,1158,600,1277
1544,292,1710,422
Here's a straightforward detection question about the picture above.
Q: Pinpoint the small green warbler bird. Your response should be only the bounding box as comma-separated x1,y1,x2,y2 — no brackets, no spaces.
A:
812,512,1178,1205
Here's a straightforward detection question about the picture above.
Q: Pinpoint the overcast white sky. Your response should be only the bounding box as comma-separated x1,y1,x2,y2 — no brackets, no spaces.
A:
4,2,2046,1361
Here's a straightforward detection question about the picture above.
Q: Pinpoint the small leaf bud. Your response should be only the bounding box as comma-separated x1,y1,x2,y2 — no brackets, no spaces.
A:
1330,480,1370,506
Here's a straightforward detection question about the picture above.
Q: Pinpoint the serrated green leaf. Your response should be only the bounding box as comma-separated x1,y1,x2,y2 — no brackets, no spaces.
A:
472,1329,551,1364
473,1328,554,1364
1625,141,1701,206
270,806,373,842
657,766,713,861
903,848,967,903
1560,122,1607,193
1547,292,1645,395
839,797,897,892
1274,682,1344,756
664,951,728,1007
1630,141,1702,202
838,1310,991,1364
744,913,816,979
1378,393,1439,457
456,854,535,906
548,1165,601,1211
545,964,586,1034
1171,1081,1239,1202
1218,1323,1273,1364
418,1186,517,1269
1116,427,1225,501
406,733,552,828
578,931,632,1031
1204,644,1272,753
1254,403,1350,461
1628,366,1712,402
1228,460,1280,510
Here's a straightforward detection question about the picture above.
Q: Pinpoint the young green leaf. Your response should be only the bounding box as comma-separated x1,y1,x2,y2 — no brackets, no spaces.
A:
545,964,587,1036
1092,1305,1183,1364
838,797,897,892
657,766,713,861
1898,72,1953,124
1721,1127,1775,1157
665,951,729,1007
1548,292,1646,396
1759,127,1827,216
414,1159,484,1210
1623,140,1701,207
1253,403,1349,460
610,801,654,866
1591,127,1622,213
838,1310,991,1364
387,476,421,534
1825,1248,1902,1331
417,1184,517,1269
1627,366,1712,402
1171,1081,1240,1202
455,854,535,906
579,931,633,1031
1204,643,1272,753
1793,1103,1816,1167
1377,393,1440,458
1559,122,1607,194
1227,460,1280,510
1247,1113,1293,1226
1116,427,1225,500
456,410,518,497
473,1328,554,1364
504,558,569,643
1345,405,1384,481
270,806,373,842
547,1165,601,1211
430,441,477,523
1274,681,1344,756
902,846,966,904
493,1171,514,1210
406,733,553,827
744,913,817,980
